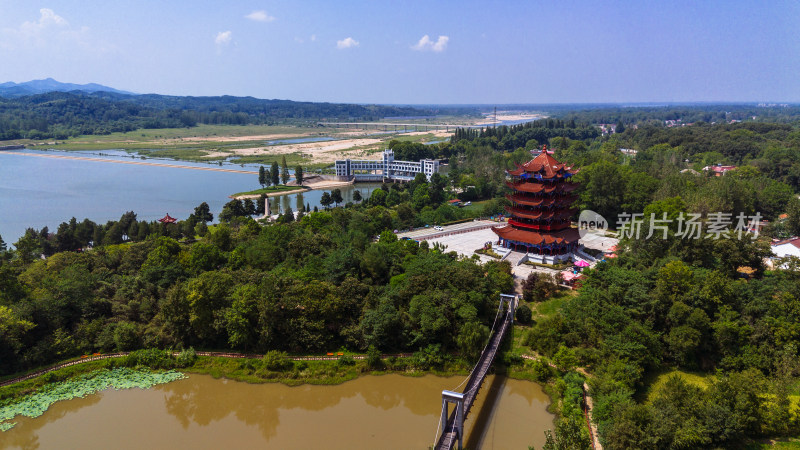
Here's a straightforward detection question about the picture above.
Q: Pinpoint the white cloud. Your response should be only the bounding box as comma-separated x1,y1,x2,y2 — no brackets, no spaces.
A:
245,10,275,22
310,34,317,42
1,8,111,53
215,31,232,45
336,37,359,49
412,35,449,52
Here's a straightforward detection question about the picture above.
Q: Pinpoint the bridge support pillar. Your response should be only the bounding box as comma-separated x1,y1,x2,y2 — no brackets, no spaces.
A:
441,390,465,449
500,293,517,316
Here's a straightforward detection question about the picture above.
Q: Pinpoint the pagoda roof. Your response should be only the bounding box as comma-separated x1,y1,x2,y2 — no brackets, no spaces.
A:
158,213,177,224
505,206,578,221
506,181,579,194
492,225,580,246
510,153,578,178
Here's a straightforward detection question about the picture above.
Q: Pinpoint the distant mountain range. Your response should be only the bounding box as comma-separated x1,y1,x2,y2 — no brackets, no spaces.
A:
0,78,134,97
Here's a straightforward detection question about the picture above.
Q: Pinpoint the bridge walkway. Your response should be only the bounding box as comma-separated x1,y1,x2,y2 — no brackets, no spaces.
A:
434,294,515,450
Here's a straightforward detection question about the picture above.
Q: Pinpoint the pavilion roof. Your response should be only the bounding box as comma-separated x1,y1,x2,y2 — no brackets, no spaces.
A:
158,213,177,224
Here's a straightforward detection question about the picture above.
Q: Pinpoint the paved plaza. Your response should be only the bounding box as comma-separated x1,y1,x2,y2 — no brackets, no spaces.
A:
579,231,619,252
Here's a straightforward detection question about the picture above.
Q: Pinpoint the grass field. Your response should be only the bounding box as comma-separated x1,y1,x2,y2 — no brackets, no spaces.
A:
531,291,576,318
460,199,494,213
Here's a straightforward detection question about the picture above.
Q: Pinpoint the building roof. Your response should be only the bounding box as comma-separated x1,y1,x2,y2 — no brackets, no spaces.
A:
505,206,577,221
492,225,580,246
772,238,800,258
702,165,737,173
509,152,577,178
506,181,579,194
158,213,177,224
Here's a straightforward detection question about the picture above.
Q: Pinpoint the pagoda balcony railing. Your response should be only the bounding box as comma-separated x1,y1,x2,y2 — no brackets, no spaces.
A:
507,219,571,231
507,194,577,207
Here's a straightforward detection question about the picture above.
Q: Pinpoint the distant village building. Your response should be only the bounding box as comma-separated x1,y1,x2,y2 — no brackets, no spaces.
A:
334,149,440,182
620,148,638,156
702,164,737,176
492,152,580,263
771,238,800,259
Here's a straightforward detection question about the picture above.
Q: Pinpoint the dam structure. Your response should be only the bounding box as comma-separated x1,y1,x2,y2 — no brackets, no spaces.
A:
334,149,440,182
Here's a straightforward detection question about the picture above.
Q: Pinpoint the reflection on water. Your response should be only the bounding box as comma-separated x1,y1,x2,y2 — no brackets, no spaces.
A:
269,184,380,214
0,374,552,449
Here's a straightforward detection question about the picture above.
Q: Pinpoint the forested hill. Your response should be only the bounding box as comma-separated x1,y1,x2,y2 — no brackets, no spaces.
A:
549,103,800,126
0,91,438,140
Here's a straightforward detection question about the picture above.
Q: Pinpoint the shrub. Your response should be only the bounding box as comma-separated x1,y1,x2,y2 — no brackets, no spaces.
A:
124,349,175,369
516,304,533,324
176,347,197,367
262,350,293,371
530,358,554,382
366,345,383,370
338,355,356,366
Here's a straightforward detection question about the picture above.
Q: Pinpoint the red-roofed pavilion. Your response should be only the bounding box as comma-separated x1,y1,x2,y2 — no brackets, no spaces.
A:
158,213,177,224
492,150,580,260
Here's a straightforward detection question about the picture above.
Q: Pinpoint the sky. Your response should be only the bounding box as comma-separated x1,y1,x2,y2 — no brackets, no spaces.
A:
0,0,798,104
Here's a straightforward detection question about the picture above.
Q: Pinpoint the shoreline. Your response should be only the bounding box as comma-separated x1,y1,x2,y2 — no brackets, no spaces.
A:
231,178,356,200
232,187,310,200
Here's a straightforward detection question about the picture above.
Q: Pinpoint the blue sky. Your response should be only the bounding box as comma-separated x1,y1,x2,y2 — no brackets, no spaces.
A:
0,0,798,104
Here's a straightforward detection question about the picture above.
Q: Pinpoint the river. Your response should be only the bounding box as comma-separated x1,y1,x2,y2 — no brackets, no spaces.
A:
0,374,553,449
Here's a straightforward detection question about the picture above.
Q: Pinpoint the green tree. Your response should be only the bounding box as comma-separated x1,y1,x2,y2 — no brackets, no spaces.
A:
258,165,266,187
457,321,489,360
366,344,383,369
369,189,387,206
516,304,533,324
193,202,213,223
331,188,343,207
270,161,280,186
295,165,304,186
353,190,362,202
320,192,333,209
281,155,290,185
243,198,256,216
553,345,578,372
428,173,446,205
257,194,267,215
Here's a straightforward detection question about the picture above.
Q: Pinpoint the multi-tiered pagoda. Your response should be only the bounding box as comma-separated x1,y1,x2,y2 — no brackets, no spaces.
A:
492,150,580,261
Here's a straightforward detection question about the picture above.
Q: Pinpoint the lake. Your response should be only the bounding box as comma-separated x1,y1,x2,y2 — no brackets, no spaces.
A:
0,149,378,244
0,373,553,449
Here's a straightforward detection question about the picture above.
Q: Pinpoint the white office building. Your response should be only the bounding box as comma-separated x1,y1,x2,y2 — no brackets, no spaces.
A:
335,149,440,182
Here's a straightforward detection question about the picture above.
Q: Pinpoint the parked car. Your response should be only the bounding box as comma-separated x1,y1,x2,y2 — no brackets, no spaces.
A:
434,225,444,231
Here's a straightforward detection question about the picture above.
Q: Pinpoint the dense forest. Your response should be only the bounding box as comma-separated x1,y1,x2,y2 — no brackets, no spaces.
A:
0,173,513,377
445,115,800,447
0,91,439,140
547,103,800,126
